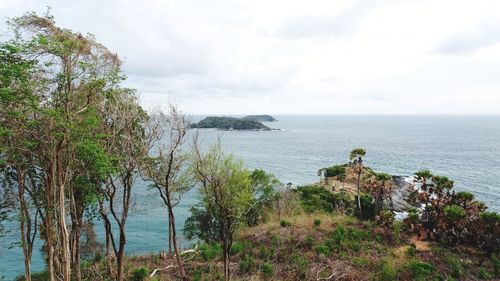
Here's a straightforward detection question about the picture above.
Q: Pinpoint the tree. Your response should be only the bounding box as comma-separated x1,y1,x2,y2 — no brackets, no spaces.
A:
367,173,394,215
192,141,254,281
97,89,150,281
349,148,366,217
3,11,135,281
143,105,193,280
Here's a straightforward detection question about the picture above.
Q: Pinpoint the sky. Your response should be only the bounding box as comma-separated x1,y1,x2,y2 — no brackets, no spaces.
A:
1,0,500,115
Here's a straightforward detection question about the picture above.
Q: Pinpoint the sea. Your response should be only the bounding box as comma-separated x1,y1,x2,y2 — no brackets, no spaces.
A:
1,115,499,280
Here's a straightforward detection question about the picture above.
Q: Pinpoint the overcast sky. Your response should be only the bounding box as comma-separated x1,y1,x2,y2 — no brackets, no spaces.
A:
1,0,500,114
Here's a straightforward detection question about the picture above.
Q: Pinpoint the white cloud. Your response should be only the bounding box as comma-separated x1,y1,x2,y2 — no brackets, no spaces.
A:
1,0,500,114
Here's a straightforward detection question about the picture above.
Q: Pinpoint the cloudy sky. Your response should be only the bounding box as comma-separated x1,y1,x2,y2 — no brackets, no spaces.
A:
1,0,500,114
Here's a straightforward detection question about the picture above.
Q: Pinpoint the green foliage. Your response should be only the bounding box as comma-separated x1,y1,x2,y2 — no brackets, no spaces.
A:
280,220,291,227
408,261,434,281
478,267,492,280
353,257,370,267
354,194,376,220
315,244,330,256
447,257,466,279
491,253,500,276
332,226,346,245
350,148,366,160
239,254,255,273
313,218,321,227
379,260,397,281
261,263,273,280
406,244,418,257
392,221,402,243
230,241,247,255
295,185,353,214
199,243,221,261
304,235,314,249
324,165,346,178
443,205,466,221
131,267,149,281
190,116,270,130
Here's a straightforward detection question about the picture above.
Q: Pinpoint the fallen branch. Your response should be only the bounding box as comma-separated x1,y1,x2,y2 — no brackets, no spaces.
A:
149,264,175,277
149,245,200,278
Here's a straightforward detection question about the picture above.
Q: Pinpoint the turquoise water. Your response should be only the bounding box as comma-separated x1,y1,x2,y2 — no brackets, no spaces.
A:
1,115,500,279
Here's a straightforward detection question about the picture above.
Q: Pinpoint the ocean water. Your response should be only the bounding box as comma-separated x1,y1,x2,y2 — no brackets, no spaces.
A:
1,115,500,280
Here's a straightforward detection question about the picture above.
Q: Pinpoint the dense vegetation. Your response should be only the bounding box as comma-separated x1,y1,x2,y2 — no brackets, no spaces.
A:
190,117,271,130
240,115,277,122
1,12,499,281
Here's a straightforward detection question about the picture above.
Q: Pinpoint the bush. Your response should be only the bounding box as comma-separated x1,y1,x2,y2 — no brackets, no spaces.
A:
296,185,337,213
408,261,434,281
280,220,291,227
443,205,466,221
200,243,221,261
315,244,330,256
492,253,500,276
332,226,346,245
355,194,376,220
239,254,255,273
448,257,465,279
392,221,402,243
131,267,149,281
261,263,273,280
479,267,492,280
304,235,314,249
314,218,321,227
230,241,246,255
379,260,397,281
406,244,417,257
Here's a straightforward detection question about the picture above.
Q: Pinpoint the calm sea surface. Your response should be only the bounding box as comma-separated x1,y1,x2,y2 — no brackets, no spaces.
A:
1,115,500,279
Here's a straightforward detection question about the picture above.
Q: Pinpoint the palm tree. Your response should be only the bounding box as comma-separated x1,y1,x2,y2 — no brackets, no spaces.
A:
349,148,366,217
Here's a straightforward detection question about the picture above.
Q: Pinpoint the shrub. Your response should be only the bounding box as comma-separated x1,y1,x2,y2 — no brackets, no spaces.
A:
355,194,376,220
492,253,500,276
324,165,346,178
280,219,291,227
315,244,330,256
230,241,245,255
259,245,273,260
200,243,221,261
239,254,255,273
479,267,492,280
290,253,309,278
408,261,434,281
131,267,149,281
392,221,402,243
379,260,397,281
296,185,337,213
314,218,321,227
406,244,417,257
448,257,465,279
443,205,466,221
192,270,203,281
332,226,346,245
261,263,273,280
304,235,314,249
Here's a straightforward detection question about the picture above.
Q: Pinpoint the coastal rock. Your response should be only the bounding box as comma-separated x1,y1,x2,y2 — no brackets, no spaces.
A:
387,175,417,212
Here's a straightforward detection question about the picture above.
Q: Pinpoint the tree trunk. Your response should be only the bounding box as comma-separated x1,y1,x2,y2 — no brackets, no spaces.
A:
356,172,362,218
117,231,126,281
168,216,173,255
166,194,186,279
18,170,32,281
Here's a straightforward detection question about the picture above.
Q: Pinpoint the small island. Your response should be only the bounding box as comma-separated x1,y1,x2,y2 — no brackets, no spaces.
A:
190,116,277,130
241,115,277,122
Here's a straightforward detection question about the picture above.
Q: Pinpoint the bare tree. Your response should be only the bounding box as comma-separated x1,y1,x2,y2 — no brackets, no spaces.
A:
142,104,194,280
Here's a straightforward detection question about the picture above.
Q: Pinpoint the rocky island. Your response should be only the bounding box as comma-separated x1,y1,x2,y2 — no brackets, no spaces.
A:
190,116,277,130
241,114,277,122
